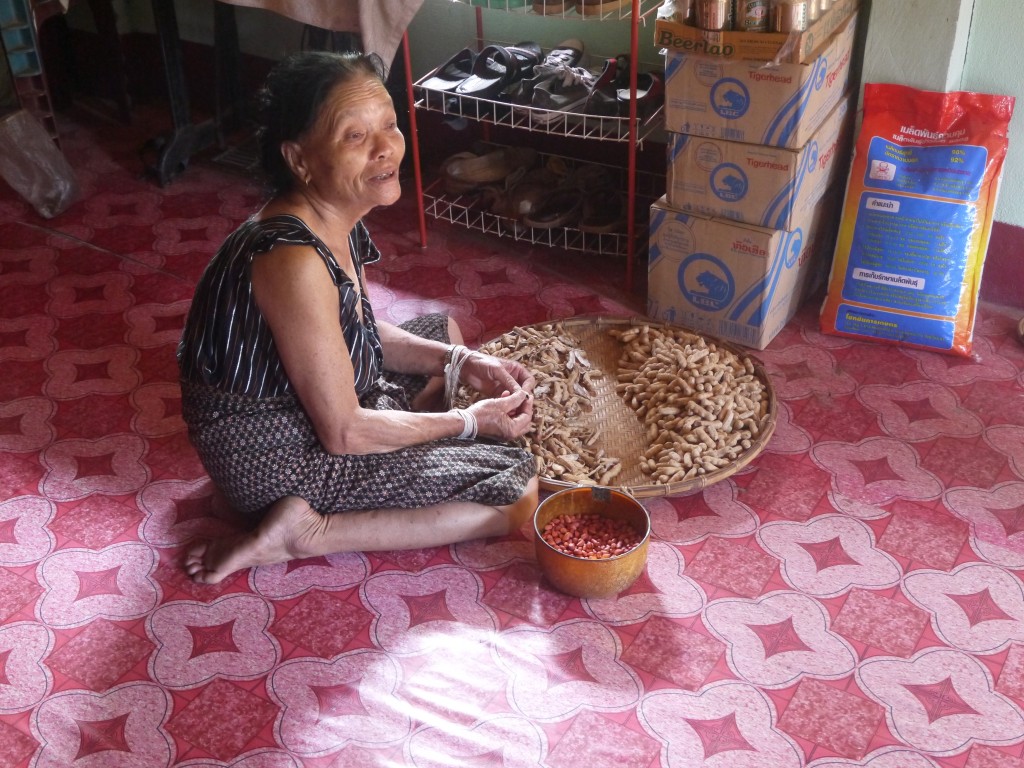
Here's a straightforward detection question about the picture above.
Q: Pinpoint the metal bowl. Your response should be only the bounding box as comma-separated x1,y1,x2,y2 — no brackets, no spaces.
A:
533,486,651,599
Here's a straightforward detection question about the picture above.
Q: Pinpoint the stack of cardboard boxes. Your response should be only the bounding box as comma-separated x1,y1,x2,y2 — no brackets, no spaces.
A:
647,0,861,349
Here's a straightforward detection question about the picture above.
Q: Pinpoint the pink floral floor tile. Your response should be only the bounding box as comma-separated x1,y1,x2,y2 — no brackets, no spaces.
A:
778,678,885,760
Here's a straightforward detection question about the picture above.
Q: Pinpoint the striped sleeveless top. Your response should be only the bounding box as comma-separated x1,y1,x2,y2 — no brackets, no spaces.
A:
177,214,383,398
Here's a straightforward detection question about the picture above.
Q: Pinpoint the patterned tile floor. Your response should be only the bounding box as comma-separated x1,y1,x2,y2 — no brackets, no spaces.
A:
2,105,1024,768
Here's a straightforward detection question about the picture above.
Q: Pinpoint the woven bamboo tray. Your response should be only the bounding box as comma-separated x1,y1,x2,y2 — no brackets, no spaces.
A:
481,315,778,499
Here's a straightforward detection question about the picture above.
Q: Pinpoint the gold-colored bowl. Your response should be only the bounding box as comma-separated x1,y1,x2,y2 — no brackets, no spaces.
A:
533,486,651,599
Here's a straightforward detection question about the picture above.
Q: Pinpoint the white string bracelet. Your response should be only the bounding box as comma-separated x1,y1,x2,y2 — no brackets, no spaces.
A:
443,344,474,409
454,408,478,440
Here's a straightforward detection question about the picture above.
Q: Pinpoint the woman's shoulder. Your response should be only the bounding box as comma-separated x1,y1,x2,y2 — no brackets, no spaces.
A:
243,213,319,243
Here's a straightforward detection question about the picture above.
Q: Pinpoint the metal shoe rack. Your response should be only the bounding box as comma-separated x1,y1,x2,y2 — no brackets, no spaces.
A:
404,0,665,292
1,0,61,143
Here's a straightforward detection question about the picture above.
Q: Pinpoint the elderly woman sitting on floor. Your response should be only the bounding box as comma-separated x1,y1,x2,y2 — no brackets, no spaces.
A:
177,50,539,584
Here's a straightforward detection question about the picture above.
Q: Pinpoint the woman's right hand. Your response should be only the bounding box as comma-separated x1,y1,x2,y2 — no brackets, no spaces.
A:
465,389,533,441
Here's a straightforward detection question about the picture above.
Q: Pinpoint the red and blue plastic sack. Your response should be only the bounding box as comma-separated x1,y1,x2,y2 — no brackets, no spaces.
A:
819,83,1015,357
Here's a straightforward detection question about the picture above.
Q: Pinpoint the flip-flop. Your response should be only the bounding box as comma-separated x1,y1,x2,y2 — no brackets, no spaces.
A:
456,45,521,99
420,48,476,92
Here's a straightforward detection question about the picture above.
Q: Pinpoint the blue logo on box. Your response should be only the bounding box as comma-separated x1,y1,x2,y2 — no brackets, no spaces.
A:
711,78,749,119
711,163,748,202
678,254,735,312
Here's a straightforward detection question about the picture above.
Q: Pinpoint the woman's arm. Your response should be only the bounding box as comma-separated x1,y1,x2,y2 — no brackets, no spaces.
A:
378,318,537,400
251,246,531,455
376,319,448,376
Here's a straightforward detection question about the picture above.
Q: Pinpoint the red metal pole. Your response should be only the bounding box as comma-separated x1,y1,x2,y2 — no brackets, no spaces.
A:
402,31,428,248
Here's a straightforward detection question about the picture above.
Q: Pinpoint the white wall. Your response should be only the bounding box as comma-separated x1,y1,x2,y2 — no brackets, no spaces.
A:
961,0,1023,228
855,0,1022,227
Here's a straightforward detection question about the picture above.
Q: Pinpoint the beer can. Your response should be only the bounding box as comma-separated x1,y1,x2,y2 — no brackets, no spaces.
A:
771,0,808,32
807,0,821,21
819,0,831,11
738,0,769,31
695,0,732,30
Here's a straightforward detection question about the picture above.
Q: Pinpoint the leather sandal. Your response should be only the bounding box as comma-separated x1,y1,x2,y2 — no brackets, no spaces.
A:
443,146,538,187
456,45,522,99
579,186,627,233
522,187,584,229
502,167,561,221
441,151,485,195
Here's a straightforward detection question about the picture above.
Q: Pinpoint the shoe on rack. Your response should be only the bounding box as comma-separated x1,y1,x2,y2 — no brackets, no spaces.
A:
618,70,665,120
537,38,585,73
531,65,598,125
583,55,629,116
420,48,476,92
522,186,584,229
502,38,585,105
456,45,523,99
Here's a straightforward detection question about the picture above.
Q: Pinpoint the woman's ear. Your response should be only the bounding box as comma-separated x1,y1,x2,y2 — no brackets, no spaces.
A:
280,141,308,186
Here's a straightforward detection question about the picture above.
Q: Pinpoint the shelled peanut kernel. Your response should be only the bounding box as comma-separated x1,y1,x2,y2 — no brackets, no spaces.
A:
541,513,642,560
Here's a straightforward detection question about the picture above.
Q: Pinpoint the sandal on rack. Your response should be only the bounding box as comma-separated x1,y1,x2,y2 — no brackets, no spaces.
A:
522,187,584,229
420,48,476,91
456,45,522,99
443,146,538,187
579,186,627,233
499,167,562,221
441,151,485,195
506,41,543,77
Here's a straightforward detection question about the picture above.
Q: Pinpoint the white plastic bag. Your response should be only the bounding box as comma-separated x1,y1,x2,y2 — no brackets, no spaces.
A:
0,109,79,218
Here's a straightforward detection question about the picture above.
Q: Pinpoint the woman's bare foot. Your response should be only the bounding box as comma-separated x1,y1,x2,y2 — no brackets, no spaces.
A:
183,496,325,584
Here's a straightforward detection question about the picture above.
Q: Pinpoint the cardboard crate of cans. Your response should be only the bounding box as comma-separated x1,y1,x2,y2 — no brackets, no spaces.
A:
662,10,857,148
655,0,860,64
646,187,841,350
665,93,853,230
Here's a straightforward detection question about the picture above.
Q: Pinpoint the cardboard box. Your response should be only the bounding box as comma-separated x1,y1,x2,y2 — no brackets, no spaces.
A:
663,12,857,148
646,190,841,350
655,0,859,64
666,94,853,230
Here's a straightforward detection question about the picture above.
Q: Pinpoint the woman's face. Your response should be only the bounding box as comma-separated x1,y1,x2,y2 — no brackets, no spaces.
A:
294,74,405,213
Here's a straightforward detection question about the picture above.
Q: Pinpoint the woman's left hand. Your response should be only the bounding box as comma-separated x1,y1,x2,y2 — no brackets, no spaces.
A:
460,353,536,413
